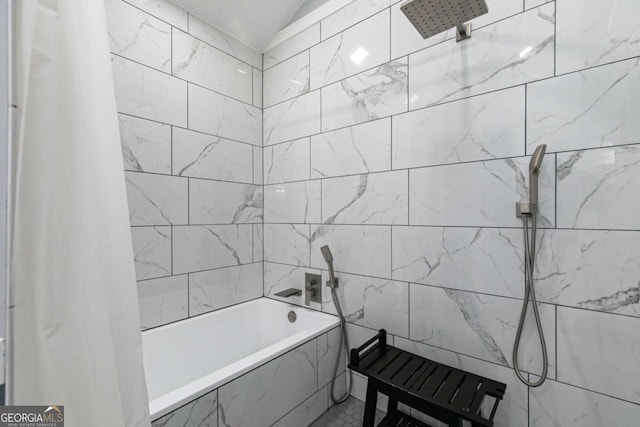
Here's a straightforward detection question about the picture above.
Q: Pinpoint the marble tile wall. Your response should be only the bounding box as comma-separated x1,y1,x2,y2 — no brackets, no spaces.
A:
107,0,263,330
151,329,345,427
263,0,640,424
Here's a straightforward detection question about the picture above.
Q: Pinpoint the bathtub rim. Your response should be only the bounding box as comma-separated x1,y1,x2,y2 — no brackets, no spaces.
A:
144,297,340,421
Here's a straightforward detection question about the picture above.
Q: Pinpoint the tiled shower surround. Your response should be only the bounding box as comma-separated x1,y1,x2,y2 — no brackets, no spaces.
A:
109,0,640,425
105,0,264,330
261,0,640,426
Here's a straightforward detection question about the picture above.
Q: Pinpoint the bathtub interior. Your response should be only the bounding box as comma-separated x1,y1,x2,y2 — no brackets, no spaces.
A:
143,298,339,418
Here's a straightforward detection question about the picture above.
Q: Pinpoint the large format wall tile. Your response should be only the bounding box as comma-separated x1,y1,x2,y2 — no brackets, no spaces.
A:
310,225,391,278
392,227,525,299
151,389,217,427
264,138,310,184
409,155,556,228
125,172,188,226
310,118,391,179
188,15,261,69
394,337,529,427
264,262,322,309
264,181,321,224
535,229,640,317
322,0,395,40
557,307,640,404
321,170,409,225
138,275,188,330
188,84,262,146
131,226,172,280
393,87,525,169
264,23,320,70
529,379,640,427
253,224,263,263
189,180,262,225
264,224,310,267
218,339,318,427
118,114,171,174
527,58,640,154
408,4,555,109
321,273,409,337
172,127,253,183
173,225,253,274
322,58,408,132
317,328,345,389
391,0,524,60
272,386,329,427
106,0,171,72
189,263,263,315
125,0,188,31
409,285,556,376
172,29,252,103
556,0,640,74
557,146,640,230
264,91,321,146
311,10,390,90
112,55,187,126
264,50,310,108
253,69,263,108
525,0,551,10
253,147,263,185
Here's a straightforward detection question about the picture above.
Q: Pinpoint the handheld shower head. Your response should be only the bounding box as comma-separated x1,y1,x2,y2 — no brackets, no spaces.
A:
529,144,547,206
320,245,333,264
320,245,338,288
530,145,547,175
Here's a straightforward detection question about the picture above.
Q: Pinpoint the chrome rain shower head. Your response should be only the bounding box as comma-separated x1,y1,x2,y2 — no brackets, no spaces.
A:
400,0,488,42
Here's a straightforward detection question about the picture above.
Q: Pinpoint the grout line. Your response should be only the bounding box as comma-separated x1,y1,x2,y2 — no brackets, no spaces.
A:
117,111,260,149
111,52,257,108
260,221,640,233
123,0,260,69
170,226,174,276
554,0,557,77
265,139,640,185
263,259,640,320
555,304,559,380
124,170,255,188
524,84,528,155
555,153,558,228
406,169,409,225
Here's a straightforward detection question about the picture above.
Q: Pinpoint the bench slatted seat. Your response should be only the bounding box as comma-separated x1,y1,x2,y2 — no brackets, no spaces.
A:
349,330,507,427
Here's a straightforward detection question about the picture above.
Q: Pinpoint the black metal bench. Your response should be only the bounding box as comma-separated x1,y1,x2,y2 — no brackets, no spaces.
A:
349,330,507,427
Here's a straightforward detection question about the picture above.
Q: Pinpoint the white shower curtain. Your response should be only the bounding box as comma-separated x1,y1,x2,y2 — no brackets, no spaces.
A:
9,1,151,426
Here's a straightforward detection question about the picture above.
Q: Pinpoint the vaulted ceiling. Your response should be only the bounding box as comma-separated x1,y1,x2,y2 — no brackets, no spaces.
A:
169,0,333,51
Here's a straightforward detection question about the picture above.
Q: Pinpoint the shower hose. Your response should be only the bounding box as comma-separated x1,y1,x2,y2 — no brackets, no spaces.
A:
512,214,548,387
329,285,353,403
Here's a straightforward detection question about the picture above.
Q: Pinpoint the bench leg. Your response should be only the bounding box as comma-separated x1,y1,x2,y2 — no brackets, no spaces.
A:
387,397,398,413
446,415,463,427
363,383,378,427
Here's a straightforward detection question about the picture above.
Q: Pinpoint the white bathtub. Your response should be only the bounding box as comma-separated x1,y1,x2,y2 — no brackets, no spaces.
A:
142,297,340,420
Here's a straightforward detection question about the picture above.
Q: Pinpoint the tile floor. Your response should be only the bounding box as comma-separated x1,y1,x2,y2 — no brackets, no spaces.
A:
310,396,385,427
